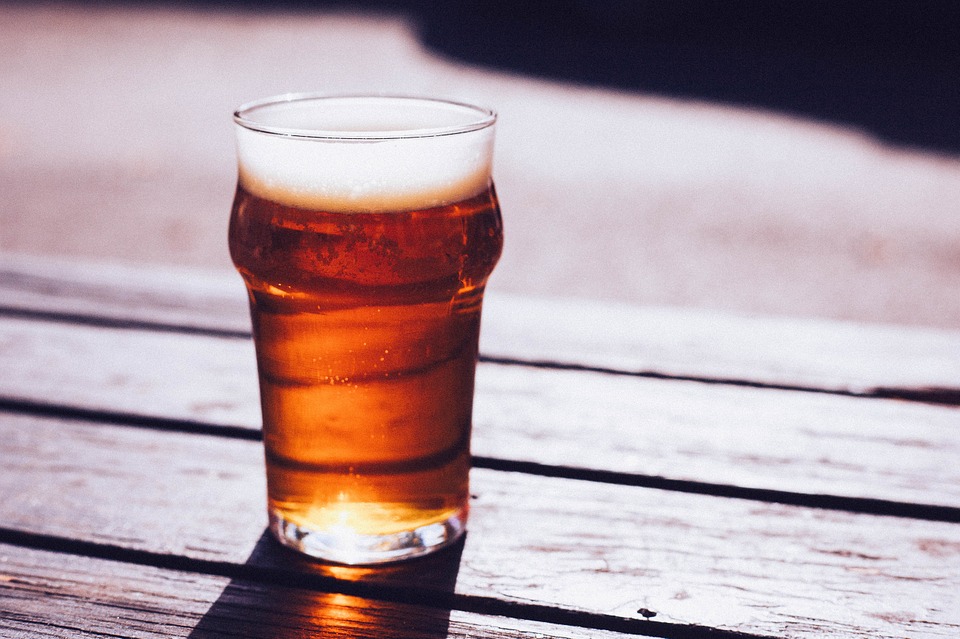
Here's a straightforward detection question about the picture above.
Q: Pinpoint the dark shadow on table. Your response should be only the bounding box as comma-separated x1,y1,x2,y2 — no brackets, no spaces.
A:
195,0,960,154
416,0,960,154
187,530,465,638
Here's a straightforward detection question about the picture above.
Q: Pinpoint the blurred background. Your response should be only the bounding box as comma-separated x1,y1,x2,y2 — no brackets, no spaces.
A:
2,0,959,328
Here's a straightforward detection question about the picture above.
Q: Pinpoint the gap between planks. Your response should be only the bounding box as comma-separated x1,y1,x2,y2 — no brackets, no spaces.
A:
1,396,956,524
4,412,957,637
0,527,779,639
1,304,957,408
0,543,648,639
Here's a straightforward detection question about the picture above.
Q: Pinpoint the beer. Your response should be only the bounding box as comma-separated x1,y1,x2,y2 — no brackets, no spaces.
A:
229,95,501,564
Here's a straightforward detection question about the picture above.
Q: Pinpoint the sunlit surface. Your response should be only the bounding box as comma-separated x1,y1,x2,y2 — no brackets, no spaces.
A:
2,4,958,328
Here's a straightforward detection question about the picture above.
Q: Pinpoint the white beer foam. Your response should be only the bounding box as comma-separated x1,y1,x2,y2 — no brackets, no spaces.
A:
235,98,495,213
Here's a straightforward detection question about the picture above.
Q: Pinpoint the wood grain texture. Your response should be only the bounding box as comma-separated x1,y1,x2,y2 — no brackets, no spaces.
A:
1,315,957,509
1,254,958,397
5,3,960,334
0,254,251,335
1,413,958,638
0,544,633,639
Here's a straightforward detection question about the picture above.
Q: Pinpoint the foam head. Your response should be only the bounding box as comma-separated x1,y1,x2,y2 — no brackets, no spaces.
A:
234,95,497,213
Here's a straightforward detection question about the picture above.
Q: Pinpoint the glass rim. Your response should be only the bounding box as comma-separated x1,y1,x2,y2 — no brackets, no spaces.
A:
233,93,497,141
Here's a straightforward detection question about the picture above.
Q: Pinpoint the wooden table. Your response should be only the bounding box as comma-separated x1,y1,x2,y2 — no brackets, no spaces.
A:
0,254,958,638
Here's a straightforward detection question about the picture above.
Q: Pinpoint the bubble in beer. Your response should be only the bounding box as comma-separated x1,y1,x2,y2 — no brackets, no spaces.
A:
229,95,502,563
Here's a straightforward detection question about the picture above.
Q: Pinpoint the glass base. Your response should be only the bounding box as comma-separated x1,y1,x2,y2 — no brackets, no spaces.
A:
268,507,467,565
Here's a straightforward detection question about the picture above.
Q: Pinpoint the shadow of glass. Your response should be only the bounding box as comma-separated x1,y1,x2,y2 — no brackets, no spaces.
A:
187,530,465,638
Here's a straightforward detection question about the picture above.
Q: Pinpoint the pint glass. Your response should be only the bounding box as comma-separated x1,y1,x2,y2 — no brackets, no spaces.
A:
228,95,502,564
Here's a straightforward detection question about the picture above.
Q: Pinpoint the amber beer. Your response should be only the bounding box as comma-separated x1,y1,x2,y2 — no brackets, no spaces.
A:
229,95,501,564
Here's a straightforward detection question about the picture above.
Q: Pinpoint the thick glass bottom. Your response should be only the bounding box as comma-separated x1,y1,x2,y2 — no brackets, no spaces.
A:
268,507,467,565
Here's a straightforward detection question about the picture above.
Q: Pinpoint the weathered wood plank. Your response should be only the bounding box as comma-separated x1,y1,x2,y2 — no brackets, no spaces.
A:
1,413,958,638
0,254,251,336
1,315,957,509
1,254,958,396
0,544,636,639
